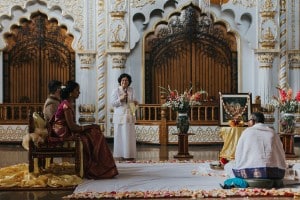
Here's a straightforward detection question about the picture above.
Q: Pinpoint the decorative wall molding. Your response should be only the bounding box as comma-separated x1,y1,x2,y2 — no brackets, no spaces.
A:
0,124,222,144
136,125,222,144
136,125,160,144
131,0,156,8
111,53,128,69
288,51,300,69
258,0,277,50
260,0,276,16
86,0,96,50
108,0,129,50
0,125,27,142
110,0,127,12
44,0,84,31
109,19,128,48
78,51,96,69
169,126,222,143
232,0,256,8
289,0,296,49
256,52,276,68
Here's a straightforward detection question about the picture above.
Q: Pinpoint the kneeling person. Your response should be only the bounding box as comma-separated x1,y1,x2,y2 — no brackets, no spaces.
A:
232,112,286,179
223,112,286,188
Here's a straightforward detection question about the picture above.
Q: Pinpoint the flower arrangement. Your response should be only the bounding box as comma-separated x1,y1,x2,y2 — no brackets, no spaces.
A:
270,86,300,133
271,86,300,113
159,85,207,113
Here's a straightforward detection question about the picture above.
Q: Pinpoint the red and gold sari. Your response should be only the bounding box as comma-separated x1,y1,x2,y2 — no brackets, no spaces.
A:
51,100,118,179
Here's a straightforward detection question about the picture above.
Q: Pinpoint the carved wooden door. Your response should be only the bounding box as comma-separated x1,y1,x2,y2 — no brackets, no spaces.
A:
3,12,75,103
145,5,237,104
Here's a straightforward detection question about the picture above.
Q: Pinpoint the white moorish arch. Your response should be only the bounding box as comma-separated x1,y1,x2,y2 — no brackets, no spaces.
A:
0,1,82,50
0,1,83,103
128,1,257,99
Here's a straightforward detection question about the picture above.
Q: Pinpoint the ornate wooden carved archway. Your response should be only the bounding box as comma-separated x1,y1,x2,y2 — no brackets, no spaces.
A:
144,4,237,104
3,12,75,103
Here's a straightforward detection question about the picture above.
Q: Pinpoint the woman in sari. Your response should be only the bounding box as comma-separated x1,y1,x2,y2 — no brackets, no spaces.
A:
50,80,118,179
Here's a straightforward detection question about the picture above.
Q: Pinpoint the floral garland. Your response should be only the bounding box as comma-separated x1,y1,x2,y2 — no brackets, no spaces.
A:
221,96,250,120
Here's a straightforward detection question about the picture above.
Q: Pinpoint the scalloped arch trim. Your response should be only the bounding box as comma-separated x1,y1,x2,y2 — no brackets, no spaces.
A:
0,1,81,50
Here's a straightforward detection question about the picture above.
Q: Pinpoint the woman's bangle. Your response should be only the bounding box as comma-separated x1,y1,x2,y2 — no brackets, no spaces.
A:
81,126,84,131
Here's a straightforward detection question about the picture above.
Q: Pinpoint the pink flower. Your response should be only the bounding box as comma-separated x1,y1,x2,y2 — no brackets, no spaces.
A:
272,86,300,113
169,91,177,99
296,91,300,102
277,87,287,102
192,92,202,101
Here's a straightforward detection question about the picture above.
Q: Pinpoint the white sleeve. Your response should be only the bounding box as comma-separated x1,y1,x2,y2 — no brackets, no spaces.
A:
111,88,122,107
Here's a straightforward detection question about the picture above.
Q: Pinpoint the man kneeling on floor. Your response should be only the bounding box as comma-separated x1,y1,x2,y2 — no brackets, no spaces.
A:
223,112,286,189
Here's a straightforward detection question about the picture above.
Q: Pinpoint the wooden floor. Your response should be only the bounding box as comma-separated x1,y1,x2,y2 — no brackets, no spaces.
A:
0,141,223,168
0,140,299,200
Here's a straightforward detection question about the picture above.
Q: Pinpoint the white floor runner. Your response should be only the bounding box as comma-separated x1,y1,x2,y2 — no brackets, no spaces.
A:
75,161,227,193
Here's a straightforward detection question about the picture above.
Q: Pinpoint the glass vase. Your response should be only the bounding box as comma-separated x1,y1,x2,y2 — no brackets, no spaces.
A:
176,112,190,134
280,113,296,134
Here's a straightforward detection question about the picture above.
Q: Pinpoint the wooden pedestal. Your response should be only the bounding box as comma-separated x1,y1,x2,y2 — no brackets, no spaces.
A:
173,133,195,159
280,133,297,158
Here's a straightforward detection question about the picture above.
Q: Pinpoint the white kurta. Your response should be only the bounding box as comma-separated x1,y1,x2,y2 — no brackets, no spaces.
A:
234,123,286,170
111,86,138,159
230,123,286,179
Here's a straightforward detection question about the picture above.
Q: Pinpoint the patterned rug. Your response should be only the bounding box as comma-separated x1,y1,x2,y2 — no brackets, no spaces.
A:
62,160,300,199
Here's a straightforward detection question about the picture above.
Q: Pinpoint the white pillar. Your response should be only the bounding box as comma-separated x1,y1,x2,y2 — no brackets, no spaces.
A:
77,51,97,124
288,52,300,92
256,52,275,106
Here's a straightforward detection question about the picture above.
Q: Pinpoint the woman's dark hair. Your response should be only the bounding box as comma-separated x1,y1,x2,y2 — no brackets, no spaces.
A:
48,80,62,94
117,73,132,86
61,80,79,100
251,112,265,123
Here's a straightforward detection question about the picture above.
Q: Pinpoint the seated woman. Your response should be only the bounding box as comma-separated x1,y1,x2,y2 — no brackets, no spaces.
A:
50,80,118,179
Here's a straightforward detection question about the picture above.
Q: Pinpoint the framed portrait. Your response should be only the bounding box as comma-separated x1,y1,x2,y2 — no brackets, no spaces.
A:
219,93,252,126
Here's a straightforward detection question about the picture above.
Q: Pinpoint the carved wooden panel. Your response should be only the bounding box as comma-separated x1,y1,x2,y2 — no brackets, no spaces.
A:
3,12,75,103
145,5,237,104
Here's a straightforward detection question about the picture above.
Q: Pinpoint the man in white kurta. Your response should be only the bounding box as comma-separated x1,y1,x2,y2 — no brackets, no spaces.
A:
225,112,286,179
111,73,138,160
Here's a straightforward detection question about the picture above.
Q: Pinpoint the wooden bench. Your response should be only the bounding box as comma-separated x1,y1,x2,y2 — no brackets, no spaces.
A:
27,110,82,176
